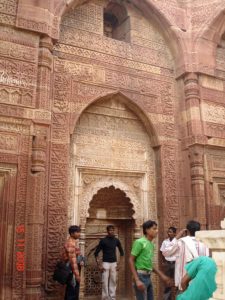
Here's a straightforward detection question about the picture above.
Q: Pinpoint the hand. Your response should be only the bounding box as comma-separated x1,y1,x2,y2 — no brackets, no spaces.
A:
99,265,105,273
181,281,188,291
116,265,121,271
79,261,84,267
163,276,174,287
176,229,187,239
181,276,189,291
135,279,145,291
75,275,80,283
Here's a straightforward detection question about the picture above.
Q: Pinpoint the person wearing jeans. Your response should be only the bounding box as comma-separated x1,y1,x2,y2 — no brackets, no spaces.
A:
94,225,124,300
62,225,81,300
134,272,154,300
129,220,173,300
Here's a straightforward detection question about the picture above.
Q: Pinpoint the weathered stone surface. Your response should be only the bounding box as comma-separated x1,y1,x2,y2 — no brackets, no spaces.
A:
0,0,225,299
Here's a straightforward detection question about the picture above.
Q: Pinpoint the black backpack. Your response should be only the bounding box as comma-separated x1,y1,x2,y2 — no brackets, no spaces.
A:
53,261,72,285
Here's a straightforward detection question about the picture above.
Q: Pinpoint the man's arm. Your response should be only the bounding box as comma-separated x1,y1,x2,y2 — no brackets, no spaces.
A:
94,240,104,271
129,255,145,292
153,267,173,286
117,239,124,256
162,229,186,257
116,239,124,270
181,274,191,291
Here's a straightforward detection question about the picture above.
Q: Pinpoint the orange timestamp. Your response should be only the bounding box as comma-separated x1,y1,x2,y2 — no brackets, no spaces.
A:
16,225,25,272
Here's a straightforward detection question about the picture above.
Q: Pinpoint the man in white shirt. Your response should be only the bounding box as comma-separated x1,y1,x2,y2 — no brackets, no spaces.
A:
160,227,177,300
161,220,209,293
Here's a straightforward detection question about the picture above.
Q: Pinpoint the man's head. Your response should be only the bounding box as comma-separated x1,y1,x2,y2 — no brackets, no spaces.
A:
68,225,81,239
167,226,176,240
107,225,115,237
186,220,201,236
142,220,158,240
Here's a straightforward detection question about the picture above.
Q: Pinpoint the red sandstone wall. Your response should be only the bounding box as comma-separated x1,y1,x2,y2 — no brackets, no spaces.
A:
0,0,225,299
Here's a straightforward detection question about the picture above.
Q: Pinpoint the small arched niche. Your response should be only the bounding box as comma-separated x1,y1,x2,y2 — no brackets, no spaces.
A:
103,1,130,42
88,185,135,219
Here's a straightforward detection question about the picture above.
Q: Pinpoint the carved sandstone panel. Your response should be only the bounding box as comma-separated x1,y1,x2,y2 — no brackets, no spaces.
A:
46,142,70,291
0,0,18,16
202,102,225,125
69,95,157,231
73,97,154,172
0,132,19,153
199,75,224,92
161,143,179,228
63,2,103,34
0,26,39,108
54,43,162,75
0,0,17,26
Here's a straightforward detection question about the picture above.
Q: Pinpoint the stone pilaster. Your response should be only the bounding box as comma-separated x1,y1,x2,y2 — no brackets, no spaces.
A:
184,72,203,136
26,135,47,299
183,73,207,227
188,145,206,227
25,35,52,300
36,36,53,110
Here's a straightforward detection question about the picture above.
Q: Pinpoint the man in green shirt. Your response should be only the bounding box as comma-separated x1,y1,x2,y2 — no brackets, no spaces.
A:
129,220,172,300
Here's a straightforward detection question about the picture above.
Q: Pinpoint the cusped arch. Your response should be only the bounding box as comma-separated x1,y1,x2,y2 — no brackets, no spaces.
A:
54,0,183,64
71,91,160,147
80,178,143,226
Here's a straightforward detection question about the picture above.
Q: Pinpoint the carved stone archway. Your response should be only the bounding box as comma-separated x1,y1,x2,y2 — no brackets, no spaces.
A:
83,185,135,299
69,89,158,299
69,93,158,233
80,177,143,227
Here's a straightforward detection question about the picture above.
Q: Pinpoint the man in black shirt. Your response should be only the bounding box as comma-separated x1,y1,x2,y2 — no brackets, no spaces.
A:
94,225,124,300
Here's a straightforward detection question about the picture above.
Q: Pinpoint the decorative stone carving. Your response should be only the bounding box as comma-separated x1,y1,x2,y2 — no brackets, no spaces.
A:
184,72,203,136
31,135,47,173
36,36,53,110
188,144,207,227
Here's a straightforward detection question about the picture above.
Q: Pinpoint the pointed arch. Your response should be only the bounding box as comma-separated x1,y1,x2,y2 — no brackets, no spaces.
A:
70,91,160,147
54,0,184,66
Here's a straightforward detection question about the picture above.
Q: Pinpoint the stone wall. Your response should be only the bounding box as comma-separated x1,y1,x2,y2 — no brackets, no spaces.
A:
0,0,225,299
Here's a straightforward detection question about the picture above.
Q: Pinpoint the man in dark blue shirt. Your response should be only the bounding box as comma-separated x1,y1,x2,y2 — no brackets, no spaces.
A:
94,225,124,300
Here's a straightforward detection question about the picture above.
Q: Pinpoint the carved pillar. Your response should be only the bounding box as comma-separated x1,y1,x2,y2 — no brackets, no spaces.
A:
26,136,47,299
25,35,52,299
184,72,203,136
36,36,53,110
188,145,206,227
184,73,206,227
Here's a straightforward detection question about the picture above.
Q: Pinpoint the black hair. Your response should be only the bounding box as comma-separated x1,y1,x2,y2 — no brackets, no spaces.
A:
68,225,81,235
106,225,115,231
186,220,200,236
142,220,157,235
168,226,177,233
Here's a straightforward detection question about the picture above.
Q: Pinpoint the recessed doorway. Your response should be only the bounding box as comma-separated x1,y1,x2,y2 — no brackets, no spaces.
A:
84,186,135,300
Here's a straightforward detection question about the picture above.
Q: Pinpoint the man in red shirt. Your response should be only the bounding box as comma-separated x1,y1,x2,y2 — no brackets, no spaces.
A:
62,225,81,300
